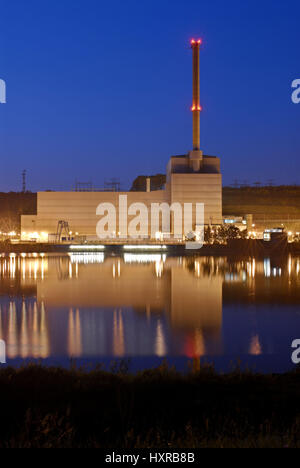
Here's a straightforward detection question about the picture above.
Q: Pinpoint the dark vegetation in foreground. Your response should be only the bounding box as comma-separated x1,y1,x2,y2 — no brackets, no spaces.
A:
0,362,300,448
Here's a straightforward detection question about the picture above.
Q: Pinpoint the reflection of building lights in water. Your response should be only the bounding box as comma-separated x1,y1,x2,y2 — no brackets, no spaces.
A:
41,258,45,280
69,253,104,264
20,301,29,358
7,302,18,358
249,335,262,355
1,300,50,359
288,256,292,276
4,255,298,362
155,260,164,277
195,261,200,277
155,319,167,357
264,259,271,278
247,261,253,278
263,259,283,278
124,254,166,264
112,260,121,279
252,259,256,278
68,308,82,357
9,255,16,278
225,272,245,282
32,302,40,358
1,256,50,280
34,260,38,279
39,302,49,359
113,309,125,357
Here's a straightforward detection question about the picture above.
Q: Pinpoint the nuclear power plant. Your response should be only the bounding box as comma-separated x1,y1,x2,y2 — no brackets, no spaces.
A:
21,40,222,242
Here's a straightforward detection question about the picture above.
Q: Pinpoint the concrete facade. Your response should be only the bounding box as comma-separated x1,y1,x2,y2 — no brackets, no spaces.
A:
21,152,222,242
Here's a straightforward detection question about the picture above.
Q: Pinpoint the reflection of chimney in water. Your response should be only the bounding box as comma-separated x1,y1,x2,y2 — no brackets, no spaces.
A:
194,328,205,357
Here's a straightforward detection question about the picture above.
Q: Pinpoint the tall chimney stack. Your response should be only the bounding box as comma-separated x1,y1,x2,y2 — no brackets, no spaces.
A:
189,39,203,172
191,39,202,150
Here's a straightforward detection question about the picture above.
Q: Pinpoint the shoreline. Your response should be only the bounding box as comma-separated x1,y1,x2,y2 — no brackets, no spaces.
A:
1,239,300,257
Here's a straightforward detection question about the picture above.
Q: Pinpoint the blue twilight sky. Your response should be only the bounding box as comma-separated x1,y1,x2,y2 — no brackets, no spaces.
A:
0,0,299,192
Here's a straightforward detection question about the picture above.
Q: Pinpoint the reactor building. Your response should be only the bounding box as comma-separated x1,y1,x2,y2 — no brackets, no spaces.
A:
21,40,222,242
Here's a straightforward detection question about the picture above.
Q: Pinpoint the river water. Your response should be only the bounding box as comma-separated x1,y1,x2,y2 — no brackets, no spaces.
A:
0,253,299,373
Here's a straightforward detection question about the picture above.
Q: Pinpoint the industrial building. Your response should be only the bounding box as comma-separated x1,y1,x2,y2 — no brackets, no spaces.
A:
21,40,222,242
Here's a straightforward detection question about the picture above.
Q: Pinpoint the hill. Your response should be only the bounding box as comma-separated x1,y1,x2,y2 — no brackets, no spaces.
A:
0,192,36,233
223,186,300,229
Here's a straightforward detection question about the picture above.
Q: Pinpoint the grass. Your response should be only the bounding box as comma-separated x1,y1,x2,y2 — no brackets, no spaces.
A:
0,361,299,448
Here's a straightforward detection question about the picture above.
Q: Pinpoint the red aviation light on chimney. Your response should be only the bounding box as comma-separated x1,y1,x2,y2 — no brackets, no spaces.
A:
190,38,202,46
191,105,202,112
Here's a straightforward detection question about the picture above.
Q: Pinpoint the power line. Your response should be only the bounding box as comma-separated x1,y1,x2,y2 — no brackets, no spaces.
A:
22,170,27,193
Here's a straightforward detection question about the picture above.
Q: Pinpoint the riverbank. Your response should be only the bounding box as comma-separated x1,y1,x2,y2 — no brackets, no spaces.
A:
1,239,300,256
0,363,299,448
